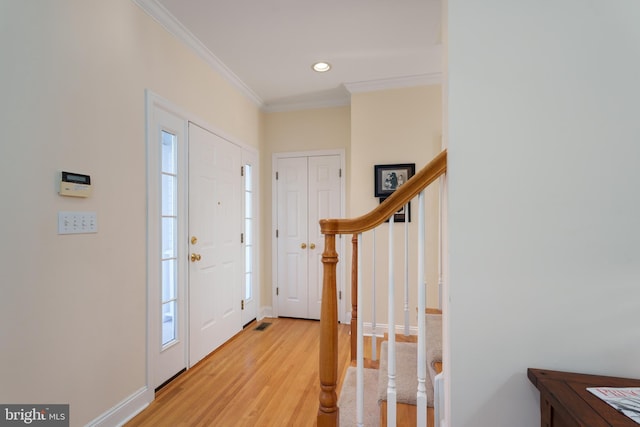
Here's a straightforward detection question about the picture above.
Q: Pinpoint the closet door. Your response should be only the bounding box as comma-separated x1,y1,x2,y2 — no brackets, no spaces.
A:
276,157,309,318
276,155,341,320
306,155,341,319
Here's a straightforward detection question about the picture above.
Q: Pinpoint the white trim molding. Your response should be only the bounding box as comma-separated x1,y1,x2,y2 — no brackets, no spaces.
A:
86,387,151,427
363,321,419,337
132,1,443,112
132,0,263,107
259,306,274,320
263,96,350,113
344,73,442,94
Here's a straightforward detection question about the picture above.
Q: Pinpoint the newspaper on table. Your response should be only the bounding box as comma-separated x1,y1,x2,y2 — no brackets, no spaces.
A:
587,387,640,424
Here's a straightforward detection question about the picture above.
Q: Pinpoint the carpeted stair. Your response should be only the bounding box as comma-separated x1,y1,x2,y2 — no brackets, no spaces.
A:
339,367,380,426
338,314,442,426
378,313,442,407
378,341,431,406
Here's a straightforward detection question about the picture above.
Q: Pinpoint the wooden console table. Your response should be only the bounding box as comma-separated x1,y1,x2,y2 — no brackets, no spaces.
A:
528,368,640,427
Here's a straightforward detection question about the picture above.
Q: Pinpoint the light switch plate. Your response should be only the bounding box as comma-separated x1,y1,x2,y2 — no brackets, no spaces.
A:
58,211,98,234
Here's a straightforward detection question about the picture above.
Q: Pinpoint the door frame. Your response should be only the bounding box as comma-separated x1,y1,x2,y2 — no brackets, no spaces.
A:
271,149,346,323
145,91,260,401
146,92,190,393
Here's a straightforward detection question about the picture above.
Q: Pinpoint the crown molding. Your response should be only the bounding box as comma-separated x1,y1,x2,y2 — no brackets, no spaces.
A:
132,0,263,107
344,72,442,94
263,95,351,113
132,1,440,111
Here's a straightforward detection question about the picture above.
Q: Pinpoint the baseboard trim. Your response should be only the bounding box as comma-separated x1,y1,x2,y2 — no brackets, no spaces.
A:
259,306,273,320
363,322,418,337
260,307,349,325
343,311,351,324
86,386,152,427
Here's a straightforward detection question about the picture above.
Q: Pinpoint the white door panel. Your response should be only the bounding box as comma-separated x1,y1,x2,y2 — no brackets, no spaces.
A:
307,156,341,320
189,123,242,366
276,154,341,320
277,157,308,318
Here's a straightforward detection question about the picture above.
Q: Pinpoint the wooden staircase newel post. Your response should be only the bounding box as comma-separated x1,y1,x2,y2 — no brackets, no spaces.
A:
318,233,340,427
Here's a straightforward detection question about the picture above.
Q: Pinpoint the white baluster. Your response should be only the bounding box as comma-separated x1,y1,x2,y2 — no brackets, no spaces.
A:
438,175,444,310
356,232,364,427
417,191,427,427
372,229,377,362
387,214,396,427
404,203,410,336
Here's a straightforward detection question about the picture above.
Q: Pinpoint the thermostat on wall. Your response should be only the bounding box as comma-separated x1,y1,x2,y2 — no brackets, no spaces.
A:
60,171,92,197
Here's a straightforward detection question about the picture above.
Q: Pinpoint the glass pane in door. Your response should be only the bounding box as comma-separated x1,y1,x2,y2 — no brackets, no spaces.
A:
161,130,178,347
244,164,253,301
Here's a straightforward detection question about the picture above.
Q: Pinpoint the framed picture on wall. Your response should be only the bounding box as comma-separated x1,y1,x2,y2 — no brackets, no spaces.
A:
380,197,411,223
374,163,415,197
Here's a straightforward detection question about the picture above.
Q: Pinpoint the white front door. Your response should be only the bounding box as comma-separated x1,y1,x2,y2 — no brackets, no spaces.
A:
276,154,342,320
188,123,242,366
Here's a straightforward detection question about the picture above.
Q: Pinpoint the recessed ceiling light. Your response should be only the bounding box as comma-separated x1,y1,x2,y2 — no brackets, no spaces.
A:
312,62,331,73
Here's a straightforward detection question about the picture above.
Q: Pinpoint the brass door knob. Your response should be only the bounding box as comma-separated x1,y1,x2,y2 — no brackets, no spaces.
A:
301,243,307,249
190,253,202,262
310,243,316,250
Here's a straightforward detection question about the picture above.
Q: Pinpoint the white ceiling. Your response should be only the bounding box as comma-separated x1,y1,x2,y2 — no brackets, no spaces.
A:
135,0,442,111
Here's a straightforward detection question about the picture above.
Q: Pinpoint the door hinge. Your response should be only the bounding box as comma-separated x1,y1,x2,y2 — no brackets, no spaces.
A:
339,291,342,300
241,299,244,310
276,171,279,180
241,166,244,177
276,229,279,238
241,232,244,243
339,168,342,178
276,287,279,296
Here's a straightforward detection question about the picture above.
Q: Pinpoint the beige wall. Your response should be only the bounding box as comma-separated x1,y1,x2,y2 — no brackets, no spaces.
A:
448,1,640,425
262,87,442,327
351,85,443,326
262,106,351,311
0,1,444,424
0,1,261,425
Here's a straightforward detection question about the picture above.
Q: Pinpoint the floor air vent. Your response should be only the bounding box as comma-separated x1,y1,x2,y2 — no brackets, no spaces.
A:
254,322,272,331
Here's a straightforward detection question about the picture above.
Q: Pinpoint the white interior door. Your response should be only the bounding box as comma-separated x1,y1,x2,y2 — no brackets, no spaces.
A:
276,157,309,318
189,123,242,366
307,155,342,319
276,154,341,320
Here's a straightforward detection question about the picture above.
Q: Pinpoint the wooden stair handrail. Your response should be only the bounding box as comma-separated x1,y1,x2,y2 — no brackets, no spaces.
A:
317,149,447,426
320,149,447,236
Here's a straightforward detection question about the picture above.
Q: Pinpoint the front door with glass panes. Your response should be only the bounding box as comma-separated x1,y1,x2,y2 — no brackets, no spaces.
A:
150,102,258,389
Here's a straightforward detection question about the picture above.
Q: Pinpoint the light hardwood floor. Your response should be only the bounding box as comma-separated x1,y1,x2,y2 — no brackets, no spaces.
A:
127,317,437,426
126,318,351,427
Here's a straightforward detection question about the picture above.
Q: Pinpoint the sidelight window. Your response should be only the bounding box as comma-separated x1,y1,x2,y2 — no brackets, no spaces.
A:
161,130,178,347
